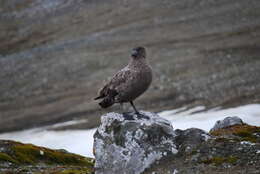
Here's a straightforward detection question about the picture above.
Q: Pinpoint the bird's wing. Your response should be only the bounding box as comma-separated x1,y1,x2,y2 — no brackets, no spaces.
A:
94,68,132,100
109,68,132,88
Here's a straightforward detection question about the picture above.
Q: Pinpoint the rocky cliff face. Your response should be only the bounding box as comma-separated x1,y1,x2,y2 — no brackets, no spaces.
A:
94,112,260,174
1,0,260,132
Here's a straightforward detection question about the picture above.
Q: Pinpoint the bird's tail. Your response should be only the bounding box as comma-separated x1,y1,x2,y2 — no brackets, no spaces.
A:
99,97,115,108
94,95,103,100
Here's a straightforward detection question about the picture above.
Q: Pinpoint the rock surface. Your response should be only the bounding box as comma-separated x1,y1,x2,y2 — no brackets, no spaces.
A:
1,0,260,132
144,117,260,174
93,112,177,174
174,128,211,153
210,116,244,132
94,113,260,174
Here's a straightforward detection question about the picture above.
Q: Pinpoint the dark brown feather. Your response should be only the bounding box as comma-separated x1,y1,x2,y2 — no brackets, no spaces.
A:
97,89,118,108
94,95,104,100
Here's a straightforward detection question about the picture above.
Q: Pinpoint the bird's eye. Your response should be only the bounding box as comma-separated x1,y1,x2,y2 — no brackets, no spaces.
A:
131,49,138,57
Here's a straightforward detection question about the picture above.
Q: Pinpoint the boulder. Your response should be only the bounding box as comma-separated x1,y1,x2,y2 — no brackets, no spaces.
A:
175,128,211,153
210,116,244,132
93,111,177,174
94,114,260,174
144,117,260,174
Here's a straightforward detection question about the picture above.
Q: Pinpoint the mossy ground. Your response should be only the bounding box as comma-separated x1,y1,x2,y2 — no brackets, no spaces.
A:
1,166,94,174
0,152,19,164
0,140,94,174
202,156,238,165
210,124,260,143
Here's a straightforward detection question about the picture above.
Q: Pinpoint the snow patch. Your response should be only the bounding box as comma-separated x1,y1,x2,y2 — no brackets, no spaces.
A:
40,150,44,155
240,141,255,146
202,133,211,141
160,104,260,131
0,128,96,158
173,169,179,174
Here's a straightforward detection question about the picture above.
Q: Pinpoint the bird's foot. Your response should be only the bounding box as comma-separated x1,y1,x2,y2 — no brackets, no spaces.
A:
122,111,149,120
122,111,132,115
122,112,135,120
135,112,150,119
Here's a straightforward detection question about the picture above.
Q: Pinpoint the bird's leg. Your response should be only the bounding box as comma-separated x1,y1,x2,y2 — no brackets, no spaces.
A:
120,103,124,112
130,101,140,114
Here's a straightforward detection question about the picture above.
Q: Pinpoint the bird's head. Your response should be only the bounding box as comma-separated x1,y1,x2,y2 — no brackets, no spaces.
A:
131,46,146,59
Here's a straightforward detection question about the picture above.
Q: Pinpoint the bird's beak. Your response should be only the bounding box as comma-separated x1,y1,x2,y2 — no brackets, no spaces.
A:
131,49,138,57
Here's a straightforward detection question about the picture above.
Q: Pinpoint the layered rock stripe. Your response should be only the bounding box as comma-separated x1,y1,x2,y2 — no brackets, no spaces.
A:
1,0,260,132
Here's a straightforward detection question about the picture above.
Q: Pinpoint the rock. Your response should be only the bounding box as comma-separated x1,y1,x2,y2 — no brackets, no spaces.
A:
175,128,211,153
93,111,177,174
144,117,260,174
210,116,244,132
93,115,259,174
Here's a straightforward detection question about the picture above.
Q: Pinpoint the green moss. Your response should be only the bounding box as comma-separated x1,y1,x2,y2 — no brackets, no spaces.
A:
0,140,93,166
11,144,93,166
202,156,238,165
0,152,18,164
226,156,238,164
12,144,38,164
202,157,225,165
214,137,229,142
234,129,258,143
190,149,198,155
0,140,94,173
57,168,93,174
210,124,260,143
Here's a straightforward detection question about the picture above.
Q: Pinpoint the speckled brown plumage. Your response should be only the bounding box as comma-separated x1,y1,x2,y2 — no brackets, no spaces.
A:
94,47,152,113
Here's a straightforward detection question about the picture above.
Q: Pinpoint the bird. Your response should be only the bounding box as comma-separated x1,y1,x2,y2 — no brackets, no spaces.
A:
94,46,152,114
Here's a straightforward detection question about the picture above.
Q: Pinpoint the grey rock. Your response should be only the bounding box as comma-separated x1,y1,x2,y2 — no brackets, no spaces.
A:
93,111,177,174
175,128,211,153
143,118,260,174
210,116,244,132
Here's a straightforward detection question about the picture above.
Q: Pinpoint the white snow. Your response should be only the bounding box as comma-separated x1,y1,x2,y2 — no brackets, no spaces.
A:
0,104,259,158
40,150,44,155
240,141,256,146
173,169,179,174
0,127,96,158
159,104,260,132
201,133,211,141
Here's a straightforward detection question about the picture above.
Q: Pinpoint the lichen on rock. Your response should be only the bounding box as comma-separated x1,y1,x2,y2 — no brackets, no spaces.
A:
93,114,260,174
93,111,177,174
144,117,260,174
